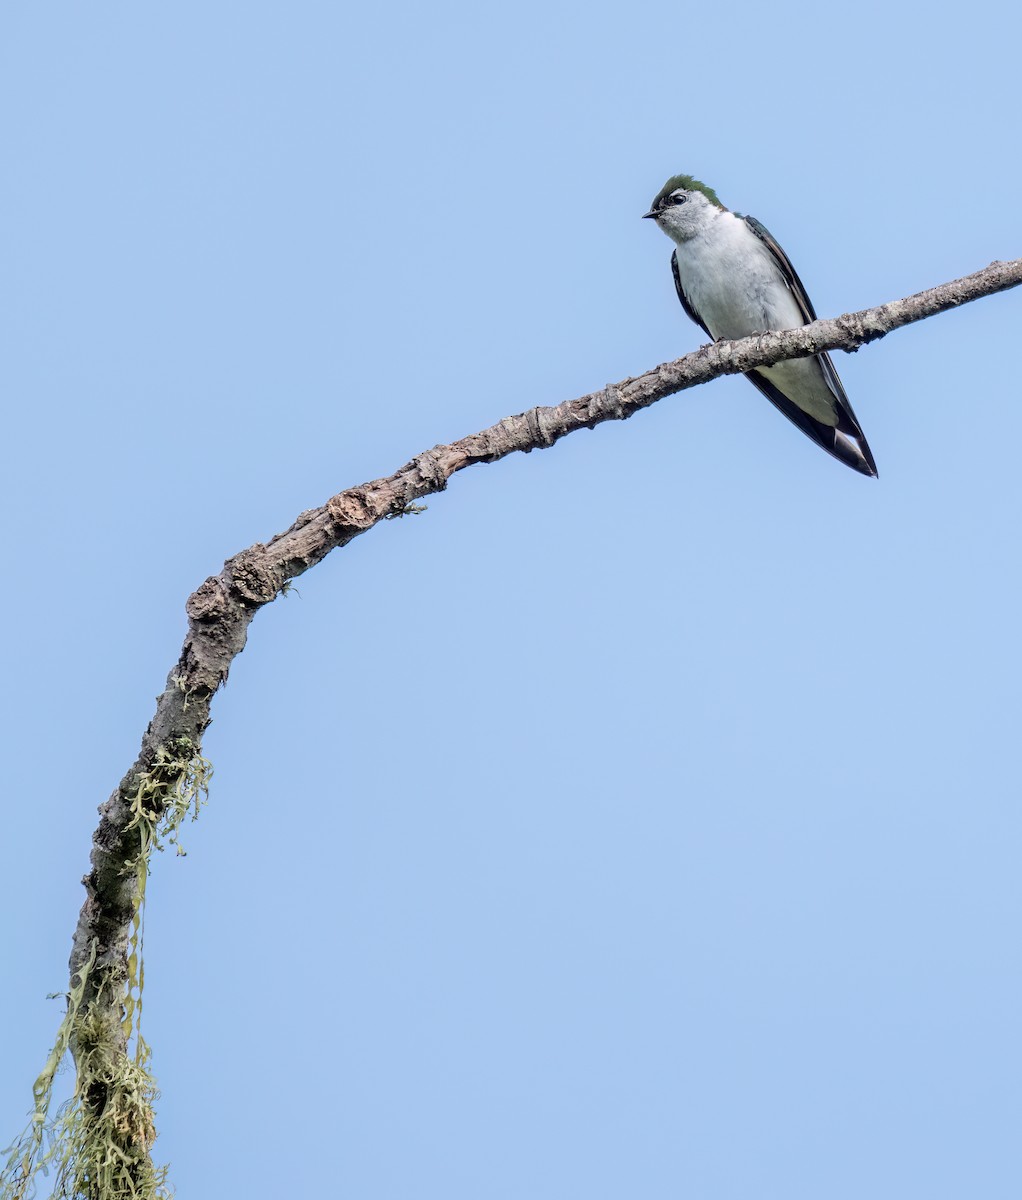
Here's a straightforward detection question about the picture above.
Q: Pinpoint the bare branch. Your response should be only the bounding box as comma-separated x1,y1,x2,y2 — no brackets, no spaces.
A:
71,254,1022,977
60,255,1021,1186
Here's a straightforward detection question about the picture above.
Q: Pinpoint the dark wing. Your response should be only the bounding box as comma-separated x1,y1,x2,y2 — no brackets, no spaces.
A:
741,215,878,477
671,249,711,338
742,215,818,322
742,367,878,476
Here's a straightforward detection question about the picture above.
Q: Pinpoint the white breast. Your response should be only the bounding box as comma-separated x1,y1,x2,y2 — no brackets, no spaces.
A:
675,211,805,341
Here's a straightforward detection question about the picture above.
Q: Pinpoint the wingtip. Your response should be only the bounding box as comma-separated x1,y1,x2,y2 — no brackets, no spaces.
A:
834,430,878,479
853,452,879,480
855,447,879,479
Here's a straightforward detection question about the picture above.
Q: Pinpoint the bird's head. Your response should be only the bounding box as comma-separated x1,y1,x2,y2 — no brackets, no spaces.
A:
643,174,725,242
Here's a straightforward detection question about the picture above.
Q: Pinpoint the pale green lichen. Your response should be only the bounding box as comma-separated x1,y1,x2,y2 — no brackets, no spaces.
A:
2,742,213,1200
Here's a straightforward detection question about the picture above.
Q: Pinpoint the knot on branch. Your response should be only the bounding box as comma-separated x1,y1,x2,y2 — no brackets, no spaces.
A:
411,448,449,491
185,576,231,624
227,550,281,606
327,487,386,536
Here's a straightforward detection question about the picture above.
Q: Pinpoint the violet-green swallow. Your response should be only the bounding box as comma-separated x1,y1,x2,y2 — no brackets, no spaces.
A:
644,174,877,477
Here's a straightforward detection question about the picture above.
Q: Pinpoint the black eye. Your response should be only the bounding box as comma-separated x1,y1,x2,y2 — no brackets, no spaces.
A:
669,193,687,206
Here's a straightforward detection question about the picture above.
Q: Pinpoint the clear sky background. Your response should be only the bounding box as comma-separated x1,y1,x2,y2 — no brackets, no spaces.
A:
2,3,1020,1197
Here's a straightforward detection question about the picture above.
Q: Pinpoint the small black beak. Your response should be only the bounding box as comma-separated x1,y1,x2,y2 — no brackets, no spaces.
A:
641,209,658,220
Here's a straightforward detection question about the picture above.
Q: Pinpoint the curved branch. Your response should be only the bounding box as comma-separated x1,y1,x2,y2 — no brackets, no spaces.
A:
73,255,1022,979
64,255,1022,1174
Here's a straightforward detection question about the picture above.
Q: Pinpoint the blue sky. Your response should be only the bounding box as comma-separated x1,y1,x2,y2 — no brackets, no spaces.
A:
2,2,1020,1197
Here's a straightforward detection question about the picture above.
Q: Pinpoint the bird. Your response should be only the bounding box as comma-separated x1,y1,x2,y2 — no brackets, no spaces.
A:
643,174,877,477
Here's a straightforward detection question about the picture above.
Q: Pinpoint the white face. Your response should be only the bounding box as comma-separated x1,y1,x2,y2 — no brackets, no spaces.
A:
650,188,717,242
